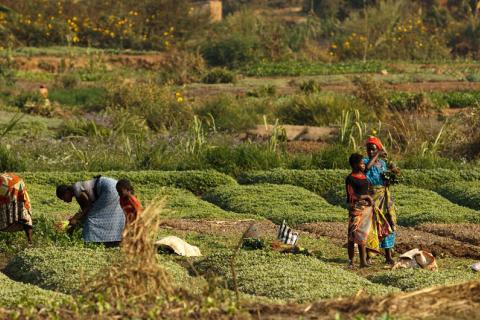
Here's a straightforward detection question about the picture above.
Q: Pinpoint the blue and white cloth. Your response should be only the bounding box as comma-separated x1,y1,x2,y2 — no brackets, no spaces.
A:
82,177,125,243
363,157,387,186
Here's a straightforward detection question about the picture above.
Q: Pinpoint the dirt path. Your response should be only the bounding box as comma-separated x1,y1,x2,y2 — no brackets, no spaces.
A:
299,222,480,259
417,224,480,246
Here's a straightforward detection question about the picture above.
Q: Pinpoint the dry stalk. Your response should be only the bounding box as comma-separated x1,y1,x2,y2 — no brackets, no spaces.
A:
85,199,174,304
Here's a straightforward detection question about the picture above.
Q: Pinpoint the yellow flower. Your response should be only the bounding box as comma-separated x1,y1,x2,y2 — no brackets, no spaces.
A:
110,32,115,37
163,31,169,36
175,92,181,97
331,44,337,49
72,35,80,42
177,97,184,103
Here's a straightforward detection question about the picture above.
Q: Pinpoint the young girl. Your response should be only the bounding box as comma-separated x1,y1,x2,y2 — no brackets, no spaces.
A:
116,179,142,225
346,153,374,268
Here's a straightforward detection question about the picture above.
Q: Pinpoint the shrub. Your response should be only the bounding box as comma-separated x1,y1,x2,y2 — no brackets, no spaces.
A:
203,144,283,176
56,73,80,89
298,79,322,94
201,68,236,84
105,83,194,132
388,92,435,112
368,268,480,291
311,144,351,169
201,35,257,68
0,272,71,308
49,87,106,110
204,183,345,225
194,250,397,301
275,92,370,126
157,50,206,85
352,76,388,120
195,95,259,132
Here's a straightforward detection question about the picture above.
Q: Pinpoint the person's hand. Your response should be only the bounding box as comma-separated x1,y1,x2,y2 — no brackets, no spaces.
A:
379,150,388,157
68,216,78,226
366,195,373,205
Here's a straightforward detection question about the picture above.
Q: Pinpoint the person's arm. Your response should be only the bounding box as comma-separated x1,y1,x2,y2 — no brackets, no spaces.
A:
69,192,92,225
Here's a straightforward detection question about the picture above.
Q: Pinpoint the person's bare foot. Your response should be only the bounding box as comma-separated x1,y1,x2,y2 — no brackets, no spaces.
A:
360,263,369,268
385,259,395,265
347,263,355,270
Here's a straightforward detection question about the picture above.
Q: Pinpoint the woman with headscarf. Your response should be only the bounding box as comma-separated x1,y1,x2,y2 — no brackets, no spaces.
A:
0,173,33,244
364,136,397,265
56,176,125,247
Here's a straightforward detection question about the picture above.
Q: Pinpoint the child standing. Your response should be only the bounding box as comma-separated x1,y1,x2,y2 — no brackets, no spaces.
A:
116,179,142,226
346,153,374,268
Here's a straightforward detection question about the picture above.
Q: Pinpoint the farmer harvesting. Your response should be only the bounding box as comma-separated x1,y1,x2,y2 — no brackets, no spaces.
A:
116,179,142,226
0,173,33,244
364,136,398,265
56,176,125,248
346,153,374,268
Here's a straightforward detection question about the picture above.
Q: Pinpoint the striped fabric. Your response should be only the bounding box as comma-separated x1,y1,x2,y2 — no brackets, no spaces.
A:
277,220,299,246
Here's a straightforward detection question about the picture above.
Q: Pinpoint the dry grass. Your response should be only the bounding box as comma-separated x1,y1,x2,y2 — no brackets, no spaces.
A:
252,280,480,319
85,199,173,303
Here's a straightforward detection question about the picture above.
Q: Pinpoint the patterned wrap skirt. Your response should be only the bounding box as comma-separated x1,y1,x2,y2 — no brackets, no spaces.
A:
82,177,125,243
0,173,33,232
367,186,397,250
348,201,374,246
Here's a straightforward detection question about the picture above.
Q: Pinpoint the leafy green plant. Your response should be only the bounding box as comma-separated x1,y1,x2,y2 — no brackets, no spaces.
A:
435,181,480,210
195,250,397,301
204,183,345,225
368,268,480,291
201,68,236,84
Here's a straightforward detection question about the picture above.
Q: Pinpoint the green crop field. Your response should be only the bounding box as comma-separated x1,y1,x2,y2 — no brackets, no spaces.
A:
0,169,477,318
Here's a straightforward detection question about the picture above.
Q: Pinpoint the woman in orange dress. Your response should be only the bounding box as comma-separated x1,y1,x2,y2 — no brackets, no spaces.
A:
0,173,33,243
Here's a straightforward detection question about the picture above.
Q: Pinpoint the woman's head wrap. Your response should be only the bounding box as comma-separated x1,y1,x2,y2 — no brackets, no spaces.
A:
366,136,383,150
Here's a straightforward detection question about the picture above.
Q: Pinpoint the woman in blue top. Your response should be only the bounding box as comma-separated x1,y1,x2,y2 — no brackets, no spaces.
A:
363,136,397,265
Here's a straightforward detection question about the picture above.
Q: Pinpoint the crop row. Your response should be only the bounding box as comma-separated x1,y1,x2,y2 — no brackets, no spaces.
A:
5,246,191,295
239,169,480,195
21,170,237,195
194,250,397,302
435,181,480,211
204,184,345,225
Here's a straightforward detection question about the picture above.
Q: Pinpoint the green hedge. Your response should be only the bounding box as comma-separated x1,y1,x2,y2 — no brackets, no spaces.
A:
20,170,237,195
435,181,480,210
0,272,71,308
368,268,480,291
194,250,397,302
5,246,192,294
204,183,346,225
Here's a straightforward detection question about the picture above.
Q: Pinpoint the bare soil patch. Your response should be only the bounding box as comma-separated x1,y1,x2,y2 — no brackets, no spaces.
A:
417,224,480,246
299,222,480,259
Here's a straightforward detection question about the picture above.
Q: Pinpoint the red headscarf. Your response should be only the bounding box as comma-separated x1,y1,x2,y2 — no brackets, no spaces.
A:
366,136,383,151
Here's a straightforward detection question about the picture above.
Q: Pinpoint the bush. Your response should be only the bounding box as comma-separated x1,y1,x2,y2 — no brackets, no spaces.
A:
105,83,194,132
275,92,370,126
311,144,351,169
203,144,283,176
157,50,206,85
352,76,388,120
368,268,480,291
204,183,345,225
298,79,322,94
388,92,435,112
195,95,259,132
49,87,106,110
201,35,257,68
195,250,397,301
202,68,236,84
56,73,80,89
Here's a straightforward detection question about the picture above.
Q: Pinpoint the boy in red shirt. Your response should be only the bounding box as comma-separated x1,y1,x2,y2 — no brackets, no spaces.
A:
116,179,142,225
